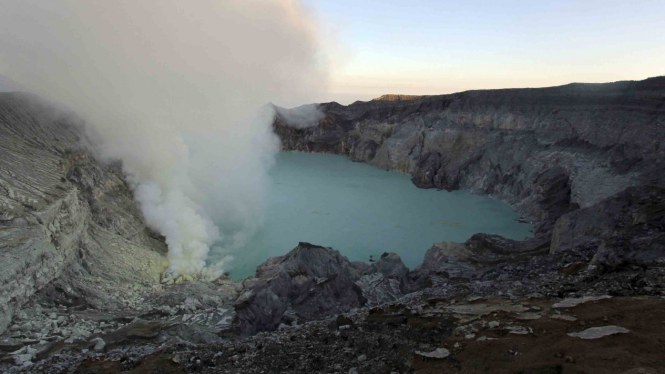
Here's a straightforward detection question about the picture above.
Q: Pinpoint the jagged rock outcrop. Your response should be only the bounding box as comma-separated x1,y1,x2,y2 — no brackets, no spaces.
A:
550,185,665,272
415,234,551,281
0,93,166,334
234,243,410,334
357,252,411,305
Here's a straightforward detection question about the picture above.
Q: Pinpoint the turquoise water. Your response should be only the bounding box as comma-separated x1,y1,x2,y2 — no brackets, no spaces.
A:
227,152,532,280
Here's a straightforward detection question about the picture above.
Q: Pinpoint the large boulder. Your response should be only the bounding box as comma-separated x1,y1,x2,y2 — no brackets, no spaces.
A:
356,252,410,305
233,243,411,334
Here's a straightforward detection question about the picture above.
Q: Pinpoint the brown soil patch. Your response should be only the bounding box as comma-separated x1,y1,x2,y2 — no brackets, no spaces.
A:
73,352,184,374
414,297,665,373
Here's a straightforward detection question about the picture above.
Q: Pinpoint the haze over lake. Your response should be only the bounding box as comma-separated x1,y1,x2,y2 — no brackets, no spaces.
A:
225,152,533,279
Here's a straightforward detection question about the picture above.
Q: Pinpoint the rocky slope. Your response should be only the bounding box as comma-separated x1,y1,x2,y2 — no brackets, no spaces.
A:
61,295,665,374
0,93,168,336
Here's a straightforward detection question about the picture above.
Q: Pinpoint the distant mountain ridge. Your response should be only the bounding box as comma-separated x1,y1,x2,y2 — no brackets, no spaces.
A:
371,94,429,102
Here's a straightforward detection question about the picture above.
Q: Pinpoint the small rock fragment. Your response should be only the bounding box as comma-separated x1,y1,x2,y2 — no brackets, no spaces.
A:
14,354,33,365
550,314,577,322
553,295,611,308
568,325,629,339
93,338,106,352
415,347,450,359
506,326,529,335
515,312,541,320
477,336,497,341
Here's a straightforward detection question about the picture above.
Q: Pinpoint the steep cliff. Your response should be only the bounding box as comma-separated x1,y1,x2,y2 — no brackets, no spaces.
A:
0,93,167,335
274,77,665,268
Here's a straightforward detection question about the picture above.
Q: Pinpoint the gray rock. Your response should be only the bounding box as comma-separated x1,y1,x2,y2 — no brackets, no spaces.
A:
568,325,629,339
506,326,530,335
366,253,409,281
13,354,32,365
234,242,410,334
553,295,611,308
92,338,105,352
0,93,167,335
355,273,403,306
550,314,577,322
415,347,450,359
551,187,665,272
515,312,541,320
235,243,365,333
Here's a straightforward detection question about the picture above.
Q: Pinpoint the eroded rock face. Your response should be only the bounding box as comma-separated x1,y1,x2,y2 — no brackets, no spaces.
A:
550,186,665,272
234,243,411,334
0,93,166,334
412,233,550,285
274,77,665,236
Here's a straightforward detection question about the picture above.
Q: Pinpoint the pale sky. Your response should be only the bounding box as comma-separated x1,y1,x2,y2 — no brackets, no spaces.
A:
305,0,665,104
1,1,663,105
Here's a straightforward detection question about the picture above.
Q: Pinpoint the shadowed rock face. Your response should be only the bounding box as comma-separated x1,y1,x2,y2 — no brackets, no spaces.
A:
0,93,166,334
551,185,665,272
234,242,410,334
274,77,665,235
273,77,665,272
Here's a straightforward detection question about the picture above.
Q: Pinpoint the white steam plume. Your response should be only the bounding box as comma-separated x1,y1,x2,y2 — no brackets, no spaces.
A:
274,103,326,129
0,1,328,279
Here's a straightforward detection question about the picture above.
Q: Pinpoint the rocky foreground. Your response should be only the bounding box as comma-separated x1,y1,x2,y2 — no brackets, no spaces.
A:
1,78,664,373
